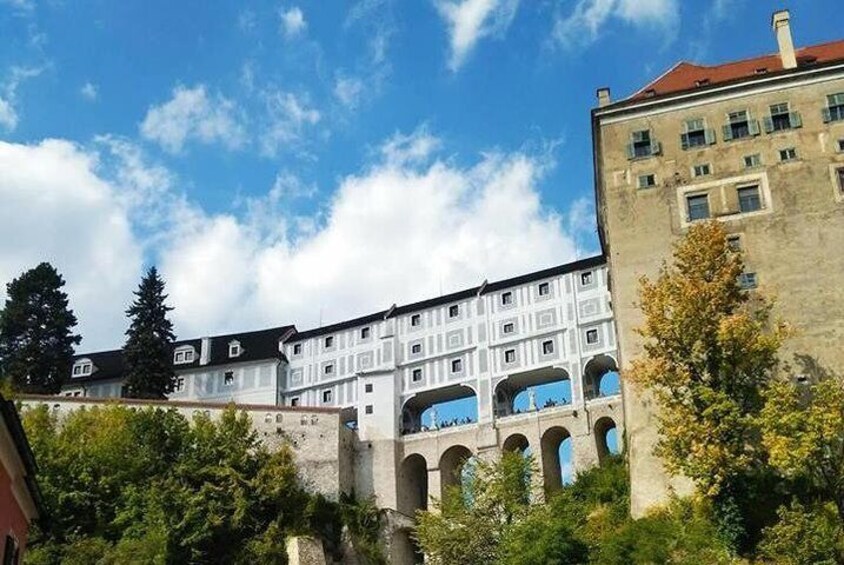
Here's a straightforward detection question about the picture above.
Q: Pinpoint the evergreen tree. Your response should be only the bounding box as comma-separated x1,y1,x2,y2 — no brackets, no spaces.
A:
0,262,81,394
123,267,176,398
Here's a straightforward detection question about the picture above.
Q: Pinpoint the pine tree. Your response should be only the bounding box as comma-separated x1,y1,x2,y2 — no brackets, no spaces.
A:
0,262,81,394
123,267,176,399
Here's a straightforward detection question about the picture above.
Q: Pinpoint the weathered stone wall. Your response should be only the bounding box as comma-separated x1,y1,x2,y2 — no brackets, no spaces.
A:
595,71,844,515
17,395,351,500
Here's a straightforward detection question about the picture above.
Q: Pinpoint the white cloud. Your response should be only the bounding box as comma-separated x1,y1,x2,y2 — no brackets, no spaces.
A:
0,66,43,132
280,6,307,38
0,139,143,350
159,128,584,337
334,75,364,109
259,90,321,156
0,129,593,352
552,0,678,48
80,82,98,101
140,84,247,154
435,0,520,71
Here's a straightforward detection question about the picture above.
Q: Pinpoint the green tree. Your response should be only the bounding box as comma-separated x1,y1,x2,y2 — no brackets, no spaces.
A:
20,403,342,564
123,267,176,398
760,377,844,521
0,262,81,393
758,501,844,565
628,221,787,501
414,451,532,565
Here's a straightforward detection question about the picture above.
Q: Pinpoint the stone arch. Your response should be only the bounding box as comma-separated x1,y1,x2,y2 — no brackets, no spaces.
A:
540,426,572,494
583,354,620,399
401,384,478,435
502,433,530,454
494,366,572,417
439,444,473,497
398,453,429,517
594,416,620,462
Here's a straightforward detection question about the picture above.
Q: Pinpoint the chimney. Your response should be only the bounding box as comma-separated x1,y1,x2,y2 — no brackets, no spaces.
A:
199,337,211,366
597,87,611,108
772,10,797,70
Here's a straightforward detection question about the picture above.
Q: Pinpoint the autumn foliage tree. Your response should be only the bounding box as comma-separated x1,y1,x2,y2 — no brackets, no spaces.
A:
629,222,788,502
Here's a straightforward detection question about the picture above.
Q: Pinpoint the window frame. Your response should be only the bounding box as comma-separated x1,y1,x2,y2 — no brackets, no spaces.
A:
692,163,711,178
324,363,334,375
292,343,302,355
542,340,554,355
448,304,460,318
538,282,550,296
324,336,334,348
228,341,241,358
322,389,333,404
410,313,421,327
412,368,423,382
360,326,371,340
502,322,515,335
223,371,234,386
743,153,762,169
824,92,844,123
450,358,463,373
585,329,600,345
737,184,763,213
637,173,656,189
779,147,798,162
174,377,185,392
504,349,516,364
580,271,593,286
365,383,373,393
686,193,711,221
411,343,422,355
501,291,513,306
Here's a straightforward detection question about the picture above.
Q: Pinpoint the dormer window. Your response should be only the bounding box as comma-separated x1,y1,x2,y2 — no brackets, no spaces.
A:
694,78,710,87
72,359,93,377
228,341,241,358
174,346,195,365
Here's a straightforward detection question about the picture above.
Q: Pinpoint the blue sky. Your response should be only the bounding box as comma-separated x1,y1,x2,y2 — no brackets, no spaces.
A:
1,0,842,349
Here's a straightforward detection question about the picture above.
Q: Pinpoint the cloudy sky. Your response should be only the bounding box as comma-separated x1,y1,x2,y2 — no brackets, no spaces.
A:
1,0,840,350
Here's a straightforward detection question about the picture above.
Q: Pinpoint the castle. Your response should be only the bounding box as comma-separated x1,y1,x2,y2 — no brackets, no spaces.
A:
21,8,844,563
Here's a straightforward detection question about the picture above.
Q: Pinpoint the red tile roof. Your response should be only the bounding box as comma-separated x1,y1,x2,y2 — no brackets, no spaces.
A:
630,39,844,100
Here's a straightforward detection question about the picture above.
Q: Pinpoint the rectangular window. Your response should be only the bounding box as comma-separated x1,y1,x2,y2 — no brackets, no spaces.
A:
175,351,185,363
538,282,550,296
324,364,334,375
681,118,713,149
361,327,371,339
744,153,762,168
290,397,300,407
450,359,462,373
692,163,711,177
223,371,234,386
837,139,844,153
637,174,656,189
365,383,373,393
586,329,599,344
411,343,422,354
723,110,758,141
73,365,82,375
322,389,332,403
766,102,801,132
739,273,758,289
824,93,844,123
727,235,742,251
779,147,797,162
501,291,513,305
412,368,423,382
503,322,515,335
411,314,421,327
737,185,762,213
293,343,302,355
228,342,240,357
324,336,334,348
837,167,844,192
580,271,593,285
175,377,185,392
448,304,459,318
542,340,554,355
686,194,710,221
365,405,373,415
504,349,516,364
628,129,659,159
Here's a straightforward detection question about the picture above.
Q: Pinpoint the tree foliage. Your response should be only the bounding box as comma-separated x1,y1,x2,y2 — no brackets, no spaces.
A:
21,403,346,564
0,262,81,393
629,221,788,498
760,377,844,522
758,500,844,565
414,451,533,565
123,267,176,398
